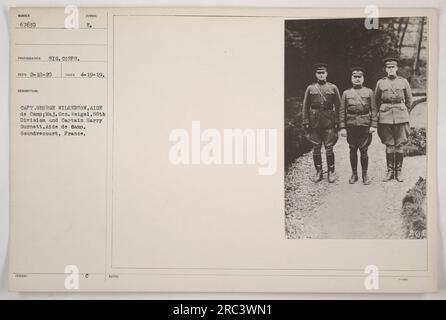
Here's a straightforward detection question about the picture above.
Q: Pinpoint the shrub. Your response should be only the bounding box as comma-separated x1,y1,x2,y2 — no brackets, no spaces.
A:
404,127,426,156
401,177,426,239
285,97,312,169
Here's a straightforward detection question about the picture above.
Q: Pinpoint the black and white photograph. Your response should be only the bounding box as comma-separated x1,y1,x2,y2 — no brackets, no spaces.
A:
285,17,428,239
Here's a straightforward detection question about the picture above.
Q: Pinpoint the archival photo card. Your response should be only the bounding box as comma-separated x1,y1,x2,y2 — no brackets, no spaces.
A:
8,7,438,293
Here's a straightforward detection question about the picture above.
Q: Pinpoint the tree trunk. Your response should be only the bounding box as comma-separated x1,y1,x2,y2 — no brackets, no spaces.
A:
398,18,409,54
413,17,426,74
396,18,403,37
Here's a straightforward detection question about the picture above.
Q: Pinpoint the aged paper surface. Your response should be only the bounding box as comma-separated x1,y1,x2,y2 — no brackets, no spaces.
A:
9,7,438,292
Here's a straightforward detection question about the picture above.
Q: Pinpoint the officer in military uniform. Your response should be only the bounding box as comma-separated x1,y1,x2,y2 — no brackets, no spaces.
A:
302,63,341,183
375,57,413,182
339,67,378,185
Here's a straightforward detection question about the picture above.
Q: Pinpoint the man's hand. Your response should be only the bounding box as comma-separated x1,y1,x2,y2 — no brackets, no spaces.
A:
339,128,347,137
369,127,376,134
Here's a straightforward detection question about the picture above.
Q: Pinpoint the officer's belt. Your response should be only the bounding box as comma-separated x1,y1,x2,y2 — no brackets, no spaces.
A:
381,103,405,109
310,105,334,110
347,110,370,115
382,98,404,104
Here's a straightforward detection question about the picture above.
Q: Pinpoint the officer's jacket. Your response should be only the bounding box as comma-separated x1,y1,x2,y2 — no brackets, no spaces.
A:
302,82,341,129
339,86,378,128
375,76,413,125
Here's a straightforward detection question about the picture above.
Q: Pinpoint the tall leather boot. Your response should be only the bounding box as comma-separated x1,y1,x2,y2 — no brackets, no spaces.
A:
395,152,404,182
327,153,336,183
361,154,371,185
383,152,394,182
349,148,358,184
311,154,323,183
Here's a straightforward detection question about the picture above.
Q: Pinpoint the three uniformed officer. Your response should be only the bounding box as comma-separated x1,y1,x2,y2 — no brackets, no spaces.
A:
375,58,413,182
339,67,378,185
302,63,342,183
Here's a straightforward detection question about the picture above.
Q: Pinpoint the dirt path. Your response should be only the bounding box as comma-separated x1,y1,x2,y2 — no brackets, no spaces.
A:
285,133,427,239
